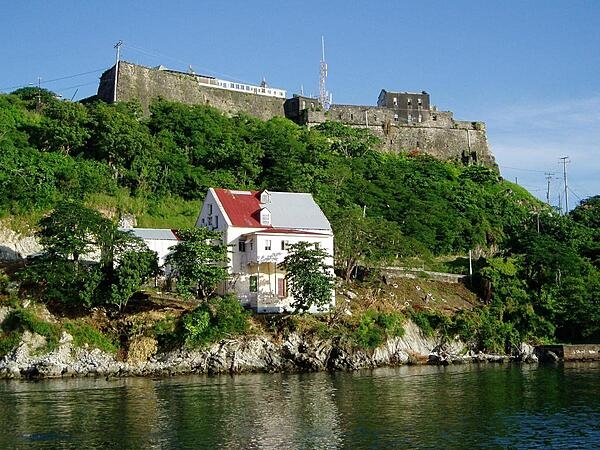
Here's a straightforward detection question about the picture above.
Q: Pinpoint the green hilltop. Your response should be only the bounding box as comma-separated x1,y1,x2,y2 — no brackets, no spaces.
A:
1,88,599,353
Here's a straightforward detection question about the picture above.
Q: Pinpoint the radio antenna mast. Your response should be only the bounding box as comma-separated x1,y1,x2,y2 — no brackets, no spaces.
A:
319,36,331,109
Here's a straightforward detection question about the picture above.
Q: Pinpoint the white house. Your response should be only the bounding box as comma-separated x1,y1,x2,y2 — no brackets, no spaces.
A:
196,188,335,313
120,228,180,272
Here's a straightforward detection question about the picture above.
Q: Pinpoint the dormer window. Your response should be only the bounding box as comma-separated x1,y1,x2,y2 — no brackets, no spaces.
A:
260,190,271,204
260,207,271,226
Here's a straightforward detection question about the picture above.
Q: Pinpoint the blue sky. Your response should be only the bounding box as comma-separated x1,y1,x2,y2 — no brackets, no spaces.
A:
2,1,599,210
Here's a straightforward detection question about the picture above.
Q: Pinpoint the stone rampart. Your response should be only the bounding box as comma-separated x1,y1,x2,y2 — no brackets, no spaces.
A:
97,62,286,120
94,62,496,168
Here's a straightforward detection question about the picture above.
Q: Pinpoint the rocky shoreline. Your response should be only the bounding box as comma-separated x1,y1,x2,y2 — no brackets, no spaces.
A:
0,321,538,380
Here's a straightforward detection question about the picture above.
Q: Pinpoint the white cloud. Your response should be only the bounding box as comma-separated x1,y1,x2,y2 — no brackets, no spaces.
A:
486,95,600,209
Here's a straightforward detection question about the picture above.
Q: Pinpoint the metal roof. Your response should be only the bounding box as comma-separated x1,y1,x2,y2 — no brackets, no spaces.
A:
213,189,331,231
120,228,179,241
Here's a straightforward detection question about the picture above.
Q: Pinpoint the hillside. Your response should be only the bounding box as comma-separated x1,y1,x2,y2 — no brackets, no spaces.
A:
1,88,600,356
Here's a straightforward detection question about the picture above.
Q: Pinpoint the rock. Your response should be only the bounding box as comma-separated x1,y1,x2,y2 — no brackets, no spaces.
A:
517,343,539,363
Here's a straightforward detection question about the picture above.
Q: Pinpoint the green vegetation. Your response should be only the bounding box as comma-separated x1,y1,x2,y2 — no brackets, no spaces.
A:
180,295,249,347
19,200,158,311
165,227,229,300
63,321,117,353
1,87,600,355
280,242,335,313
0,308,61,354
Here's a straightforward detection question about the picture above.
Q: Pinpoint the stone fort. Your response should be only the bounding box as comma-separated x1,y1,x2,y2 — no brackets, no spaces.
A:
95,61,496,168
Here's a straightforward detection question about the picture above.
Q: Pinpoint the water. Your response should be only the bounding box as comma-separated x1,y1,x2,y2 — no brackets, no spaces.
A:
1,363,599,449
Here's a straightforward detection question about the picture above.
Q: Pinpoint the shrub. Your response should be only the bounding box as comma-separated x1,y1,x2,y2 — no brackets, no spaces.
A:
181,295,249,347
1,308,61,352
351,309,405,349
410,310,449,337
0,330,22,356
63,321,117,353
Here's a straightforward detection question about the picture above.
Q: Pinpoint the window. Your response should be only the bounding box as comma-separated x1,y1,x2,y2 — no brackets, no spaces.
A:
281,240,290,250
260,190,271,204
250,275,258,293
418,114,422,123
208,204,213,215
407,114,412,123
407,98,412,106
393,97,398,106
260,208,271,226
394,114,399,122
277,278,287,298
214,215,219,229
418,98,422,106
238,240,246,252
265,239,272,251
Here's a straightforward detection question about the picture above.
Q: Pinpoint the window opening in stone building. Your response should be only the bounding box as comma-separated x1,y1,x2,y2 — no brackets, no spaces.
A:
393,97,398,106
250,275,258,292
394,114,399,122
418,114,422,123
407,114,412,123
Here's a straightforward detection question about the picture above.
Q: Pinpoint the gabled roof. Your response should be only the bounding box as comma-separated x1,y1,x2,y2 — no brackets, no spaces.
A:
213,188,331,231
121,228,180,241
244,228,331,237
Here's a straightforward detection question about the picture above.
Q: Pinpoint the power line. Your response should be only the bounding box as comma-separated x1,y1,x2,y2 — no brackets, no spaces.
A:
124,42,261,86
0,68,105,92
499,165,549,174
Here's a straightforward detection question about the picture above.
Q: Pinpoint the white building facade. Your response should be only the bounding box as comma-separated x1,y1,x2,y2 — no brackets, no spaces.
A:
196,188,334,313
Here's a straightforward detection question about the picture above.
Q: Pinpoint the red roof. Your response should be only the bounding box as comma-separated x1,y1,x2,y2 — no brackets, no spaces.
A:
213,188,265,227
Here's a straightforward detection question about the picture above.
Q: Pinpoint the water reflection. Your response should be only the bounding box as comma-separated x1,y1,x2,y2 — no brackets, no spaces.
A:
1,363,599,449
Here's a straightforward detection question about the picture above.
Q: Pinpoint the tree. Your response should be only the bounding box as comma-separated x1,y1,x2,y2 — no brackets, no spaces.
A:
165,227,229,299
25,201,158,309
30,100,90,155
36,200,114,263
332,209,426,281
279,241,335,313
109,242,160,311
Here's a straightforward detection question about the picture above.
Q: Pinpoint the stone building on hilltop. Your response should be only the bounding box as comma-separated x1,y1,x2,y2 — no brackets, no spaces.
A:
93,61,496,169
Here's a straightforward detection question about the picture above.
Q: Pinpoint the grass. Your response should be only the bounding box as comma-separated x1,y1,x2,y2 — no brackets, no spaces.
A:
63,321,118,353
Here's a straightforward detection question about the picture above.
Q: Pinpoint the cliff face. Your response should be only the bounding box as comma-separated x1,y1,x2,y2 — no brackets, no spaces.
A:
96,62,497,169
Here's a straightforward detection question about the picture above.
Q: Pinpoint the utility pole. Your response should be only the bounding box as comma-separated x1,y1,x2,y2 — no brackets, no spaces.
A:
560,156,570,214
545,172,554,205
113,40,123,103
36,76,42,110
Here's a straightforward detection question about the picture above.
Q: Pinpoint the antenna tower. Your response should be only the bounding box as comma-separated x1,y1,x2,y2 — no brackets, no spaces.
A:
319,36,331,109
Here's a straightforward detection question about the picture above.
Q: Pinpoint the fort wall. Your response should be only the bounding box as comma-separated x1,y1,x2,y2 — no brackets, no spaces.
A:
97,62,286,120
95,62,497,168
